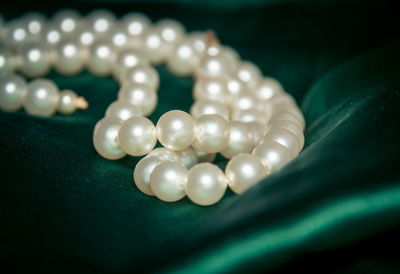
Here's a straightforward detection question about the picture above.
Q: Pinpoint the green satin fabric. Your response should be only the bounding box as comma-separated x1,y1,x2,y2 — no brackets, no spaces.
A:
1,1,400,273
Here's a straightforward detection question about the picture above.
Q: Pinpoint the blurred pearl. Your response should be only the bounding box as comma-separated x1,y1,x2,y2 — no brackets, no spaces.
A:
220,121,255,159
236,61,262,89
109,27,130,49
156,110,196,151
230,91,259,111
254,77,284,101
143,29,168,64
150,160,188,202
226,76,247,98
112,49,147,80
93,117,126,160
188,32,207,56
186,163,227,206
196,54,234,78
0,73,27,112
268,111,305,131
105,100,142,121
23,12,46,37
87,9,115,35
0,48,15,76
194,147,216,163
194,114,230,153
42,25,62,47
167,40,199,76
58,90,77,114
118,116,157,156
253,140,292,171
176,146,198,168
121,64,159,89
193,76,229,102
262,128,300,157
226,153,270,194
5,19,29,47
190,99,230,121
147,147,179,162
53,9,81,34
223,46,239,72
24,79,59,116
269,120,304,149
54,39,84,75
75,24,96,48
87,40,116,76
19,43,51,77
121,13,150,49
231,108,266,124
157,19,185,45
118,83,157,116
246,121,266,145
133,156,161,196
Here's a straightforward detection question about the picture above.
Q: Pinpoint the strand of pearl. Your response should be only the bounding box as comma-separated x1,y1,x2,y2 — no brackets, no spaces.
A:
0,9,305,206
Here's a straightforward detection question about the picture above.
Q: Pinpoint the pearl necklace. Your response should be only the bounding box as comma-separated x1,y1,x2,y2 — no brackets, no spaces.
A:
0,9,305,206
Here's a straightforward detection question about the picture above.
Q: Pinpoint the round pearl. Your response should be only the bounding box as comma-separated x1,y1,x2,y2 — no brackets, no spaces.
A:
194,147,216,163
87,9,116,35
223,46,240,71
226,153,270,194
194,114,230,153
167,40,198,76
93,117,126,160
246,121,266,145
5,19,29,47
121,12,150,49
231,108,266,124
109,27,130,50
186,163,228,206
147,147,179,162
254,77,284,101
112,49,147,80
19,43,51,77
105,100,142,121
236,61,262,89
193,76,229,103
268,111,305,131
220,121,255,159
176,146,198,168
196,54,234,78
231,91,260,112
157,19,185,45
262,128,301,157
226,76,248,98
54,39,85,75
188,32,207,56
0,49,15,76
190,99,230,121
75,24,97,49
0,73,27,112
133,156,161,196
58,90,77,114
117,116,157,156
143,29,167,64
156,110,196,151
253,140,293,171
24,79,59,117
23,12,46,37
269,120,304,149
53,9,81,34
87,40,116,76
120,64,159,89
150,160,188,202
41,25,62,47
118,83,157,116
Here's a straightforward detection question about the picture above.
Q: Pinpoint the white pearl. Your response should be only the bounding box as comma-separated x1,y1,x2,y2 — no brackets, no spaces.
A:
120,64,159,89
87,9,116,35
54,39,85,75
93,117,126,160
0,73,27,112
58,90,77,114
253,140,292,171
121,12,150,49
262,128,301,157
231,108,266,124
226,153,270,194
194,114,230,153
112,49,147,80
109,27,130,50
269,120,304,149
24,79,59,117
246,121,266,145
176,146,198,168
133,156,161,196
41,25,62,47
193,76,229,103
236,61,262,89
117,116,157,156
143,29,167,64
87,40,116,76
19,43,51,77
75,23,97,49
156,110,196,151
190,99,230,121
194,147,216,163
23,12,46,37
231,91,260,112
5,19,29,47
105,100,142,121
150,160,188,202
188,32,207,56
0,49,15,76
157,19,185,45
220,121,255,159
226,76,248,98
118,83,157,116
222,46,240,72
186,163,228,206
53,9,81,34
167,39,198,76
268,111,305,131
147,147,179,162
196,54,234,78
254,77,284,101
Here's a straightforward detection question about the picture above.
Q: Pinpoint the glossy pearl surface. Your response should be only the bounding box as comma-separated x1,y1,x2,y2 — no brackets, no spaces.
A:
0,49,15,76
87,40,115,76
176,146,198,168
262,128,300,157
254,77,283,101
87,9,115,35
236,61,262,89
54,39,85,75
93,117,126,160
105,100,142,121
193,76,229,102
269,120,304,149
58,90,77,114
167,40,198,76
0,73,27,112
53,9,81,34
133,156,161,196
220,121,255,159
194,114,230,153
112,49,147,80
190,99,230,121
253,140,293,171
121,64,159,89
24,79,59,116
118,83,157,116
147,147,179,162
19,43,51,77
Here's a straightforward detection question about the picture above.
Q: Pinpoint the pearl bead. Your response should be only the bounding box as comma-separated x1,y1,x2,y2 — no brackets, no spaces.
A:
196,54,234,78
58,90,77,114
186,163,228,206
236,61,262,89
194,114,230,153
188,32,207,56
147,147,179,162
75,24,97,49
150,160,188,202
93,117,126,160
144,29,167,64
226,76,248,98
54,39,85,75
190,99,230,121
221,121,255,159
5,19,29,47
120,64,159,89
118,83,157,116
117,116,157,156
133,156,161,196
0,73,27,112
226,153,270,194
121,13,150,49
24,79,59,117
19,43,51,77
222,46,240,72
157,19,185,45
167,40,198,76
262,128,301,157
105,100,142,121
109,27,130,50
0,49,15,76
269,120,304,149
87,9,116,35
254,77,284,101
42,25,62,47
193,76,229,103
53,9,81,34
268,111,305,131
87,40,116,76
194,147,216,163
231,91,260,112
253,140,292,171
156,110,196,151
176,146,198,168
23,12,46,38
246,121,266,145
231,108,266,124
112,49,147,80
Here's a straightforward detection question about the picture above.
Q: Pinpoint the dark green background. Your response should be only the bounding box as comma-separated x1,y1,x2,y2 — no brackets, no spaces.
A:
1,0,400,273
